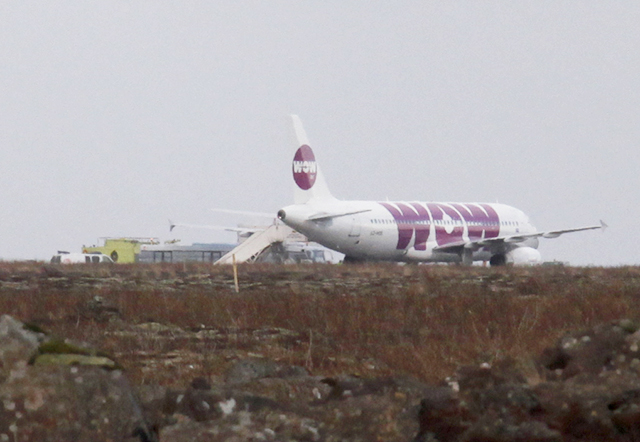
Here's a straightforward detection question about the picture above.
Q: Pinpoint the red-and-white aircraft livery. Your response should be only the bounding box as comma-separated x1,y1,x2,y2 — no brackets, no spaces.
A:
277,116,606,265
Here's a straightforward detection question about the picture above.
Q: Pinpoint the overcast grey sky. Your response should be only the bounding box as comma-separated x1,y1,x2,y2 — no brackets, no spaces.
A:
1,2,638,265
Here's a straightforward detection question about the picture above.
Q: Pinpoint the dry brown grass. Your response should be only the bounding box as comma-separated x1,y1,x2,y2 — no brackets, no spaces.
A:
1,262,640,386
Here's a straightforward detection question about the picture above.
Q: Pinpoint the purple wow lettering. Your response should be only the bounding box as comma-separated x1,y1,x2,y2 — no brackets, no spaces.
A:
379,202,501,249
449,203,500,240
378,202,430,250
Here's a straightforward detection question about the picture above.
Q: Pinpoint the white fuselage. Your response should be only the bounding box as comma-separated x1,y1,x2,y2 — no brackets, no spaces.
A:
278,200,539,263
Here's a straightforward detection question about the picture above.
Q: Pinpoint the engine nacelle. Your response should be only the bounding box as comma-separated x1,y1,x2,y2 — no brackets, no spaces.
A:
505,247,542,266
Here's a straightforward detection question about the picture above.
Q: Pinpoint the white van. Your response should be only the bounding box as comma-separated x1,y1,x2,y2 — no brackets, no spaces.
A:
50,251,114,264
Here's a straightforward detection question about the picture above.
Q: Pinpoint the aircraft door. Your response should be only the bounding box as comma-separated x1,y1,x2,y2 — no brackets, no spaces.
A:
348,215,361,237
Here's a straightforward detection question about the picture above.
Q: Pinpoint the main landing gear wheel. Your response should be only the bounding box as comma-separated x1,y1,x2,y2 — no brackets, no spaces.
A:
489,254,506,266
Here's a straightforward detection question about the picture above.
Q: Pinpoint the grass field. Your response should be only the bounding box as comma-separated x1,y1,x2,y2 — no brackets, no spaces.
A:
2,262,639,387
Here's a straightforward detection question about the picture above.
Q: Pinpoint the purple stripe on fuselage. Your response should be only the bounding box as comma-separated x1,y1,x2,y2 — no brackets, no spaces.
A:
379,202,502,249
427,203,464,245
449,203,500,240
378,202,426,249
409,203,430,250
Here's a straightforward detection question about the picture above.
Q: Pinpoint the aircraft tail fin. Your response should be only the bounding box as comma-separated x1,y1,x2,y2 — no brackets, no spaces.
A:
290,115,336,204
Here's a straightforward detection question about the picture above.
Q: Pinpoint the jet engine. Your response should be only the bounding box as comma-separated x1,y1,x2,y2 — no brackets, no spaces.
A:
507,247,542,265
490,247,542,266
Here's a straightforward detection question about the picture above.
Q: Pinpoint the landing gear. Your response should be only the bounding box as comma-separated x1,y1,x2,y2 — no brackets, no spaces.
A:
489,254,507,267
342,255,365,264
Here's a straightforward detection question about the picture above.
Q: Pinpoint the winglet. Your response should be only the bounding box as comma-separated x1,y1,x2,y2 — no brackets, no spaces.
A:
600,220,608,232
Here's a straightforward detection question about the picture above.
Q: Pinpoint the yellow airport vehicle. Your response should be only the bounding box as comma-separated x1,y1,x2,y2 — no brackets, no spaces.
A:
83,237,159,263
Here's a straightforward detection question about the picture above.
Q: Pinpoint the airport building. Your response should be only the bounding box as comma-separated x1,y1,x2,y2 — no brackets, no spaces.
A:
137,243,235,263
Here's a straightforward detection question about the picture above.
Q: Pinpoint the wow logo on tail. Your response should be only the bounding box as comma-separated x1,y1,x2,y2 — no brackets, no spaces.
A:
292,145,317,190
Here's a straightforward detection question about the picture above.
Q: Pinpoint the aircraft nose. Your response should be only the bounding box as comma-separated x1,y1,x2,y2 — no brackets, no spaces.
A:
277,209,286,221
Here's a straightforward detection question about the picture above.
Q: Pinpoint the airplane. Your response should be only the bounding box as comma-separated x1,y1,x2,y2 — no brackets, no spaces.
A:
277,116,606,266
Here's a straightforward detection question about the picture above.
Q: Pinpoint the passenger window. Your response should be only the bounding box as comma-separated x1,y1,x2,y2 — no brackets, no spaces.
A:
92,256,100,263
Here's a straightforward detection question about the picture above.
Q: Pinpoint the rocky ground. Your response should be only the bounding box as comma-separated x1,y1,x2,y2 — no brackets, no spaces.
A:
1,263,640,441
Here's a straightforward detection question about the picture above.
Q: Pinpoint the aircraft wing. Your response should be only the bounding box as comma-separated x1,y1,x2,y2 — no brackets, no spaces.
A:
171,208,276,234
535,220,608,239
209,208,275,218
498,220,607,243
169,220,263,234
434,220,607,253
308,209,372,221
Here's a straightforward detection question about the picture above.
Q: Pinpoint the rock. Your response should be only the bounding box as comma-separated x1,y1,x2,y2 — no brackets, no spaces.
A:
81,295,121,323
224,358,309,384
10,307,640,442
40,265,64,278
32,353,118,368
414,386,471,442
320,375,398,400
157,372,427,442
32,339,120,370
0,315,46,382
409,320,640,442
0,366,156,442
0,315,156,442
460,418,561,442
175,386,224,422
538,321,637,380
609,389,640,436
